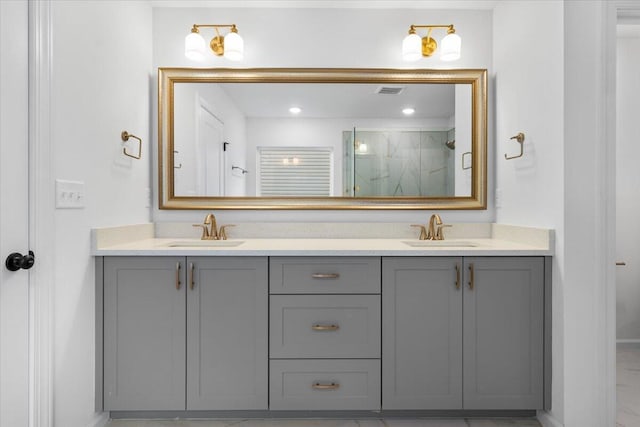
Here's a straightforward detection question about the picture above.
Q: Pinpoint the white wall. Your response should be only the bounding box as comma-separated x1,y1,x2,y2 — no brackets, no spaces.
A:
454,84,472,195
173,83,247,196
152,6,494,224
616,34,640,341
50,1,152,426
492,1,565,425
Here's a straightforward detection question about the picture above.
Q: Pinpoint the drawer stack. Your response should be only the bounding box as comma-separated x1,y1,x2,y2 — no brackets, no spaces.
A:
269,257,381,410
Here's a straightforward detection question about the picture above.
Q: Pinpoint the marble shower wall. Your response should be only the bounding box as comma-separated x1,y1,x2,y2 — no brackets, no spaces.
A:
345,130,455,197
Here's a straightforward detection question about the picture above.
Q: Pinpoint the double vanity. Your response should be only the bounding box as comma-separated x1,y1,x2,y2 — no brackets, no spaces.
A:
93,221,552,419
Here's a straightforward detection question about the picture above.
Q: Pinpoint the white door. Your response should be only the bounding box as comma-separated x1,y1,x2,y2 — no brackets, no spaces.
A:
0,1,31,426
196,98,225,196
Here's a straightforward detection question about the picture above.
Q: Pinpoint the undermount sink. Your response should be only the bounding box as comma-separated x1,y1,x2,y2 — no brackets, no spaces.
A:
166,240,245,248
402,240,478,248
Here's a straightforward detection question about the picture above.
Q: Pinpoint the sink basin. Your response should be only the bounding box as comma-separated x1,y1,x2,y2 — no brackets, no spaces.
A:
166,240,245,248
402,240,478,248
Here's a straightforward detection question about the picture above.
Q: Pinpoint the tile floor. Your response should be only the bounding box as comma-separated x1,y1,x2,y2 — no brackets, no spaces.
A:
107,420,541,427
617,345,640,427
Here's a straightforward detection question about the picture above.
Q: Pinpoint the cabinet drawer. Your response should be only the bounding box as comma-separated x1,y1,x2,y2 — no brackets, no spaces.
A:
270,295,381,358
270,257,380,294
269,359,381,410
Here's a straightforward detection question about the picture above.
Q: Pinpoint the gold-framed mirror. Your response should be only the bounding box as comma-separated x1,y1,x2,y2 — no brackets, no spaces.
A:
158,68,487,210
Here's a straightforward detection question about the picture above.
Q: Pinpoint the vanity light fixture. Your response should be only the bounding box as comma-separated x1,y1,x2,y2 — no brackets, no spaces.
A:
402,107,416,115
402,24,461,62
185,24,244,61
289,106,302,114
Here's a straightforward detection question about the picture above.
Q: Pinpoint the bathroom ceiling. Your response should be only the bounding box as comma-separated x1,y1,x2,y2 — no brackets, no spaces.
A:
217,82,455,119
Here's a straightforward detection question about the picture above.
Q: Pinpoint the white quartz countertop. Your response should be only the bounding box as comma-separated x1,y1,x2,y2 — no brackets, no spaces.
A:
91,222,554,256
92,237,552,257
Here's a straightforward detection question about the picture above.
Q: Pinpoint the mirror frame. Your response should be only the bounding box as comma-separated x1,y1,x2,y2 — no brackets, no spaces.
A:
158,67,487,210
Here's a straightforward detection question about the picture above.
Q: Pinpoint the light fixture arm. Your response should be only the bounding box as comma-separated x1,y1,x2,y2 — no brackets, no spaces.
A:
409,24,456,33
402,23,460,62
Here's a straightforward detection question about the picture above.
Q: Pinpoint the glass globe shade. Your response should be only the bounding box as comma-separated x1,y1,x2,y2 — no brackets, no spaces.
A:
185,32,206,61
223,31,244,61
402,33,422,62
440,32,461,62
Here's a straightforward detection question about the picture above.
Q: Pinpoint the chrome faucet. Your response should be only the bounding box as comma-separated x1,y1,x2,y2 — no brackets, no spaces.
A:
193,213,235,240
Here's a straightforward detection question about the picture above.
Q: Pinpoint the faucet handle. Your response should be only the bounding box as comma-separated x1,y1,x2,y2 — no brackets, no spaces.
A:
193,224,209,240
218,224,236,240
411,224,428,240
435,224,452,241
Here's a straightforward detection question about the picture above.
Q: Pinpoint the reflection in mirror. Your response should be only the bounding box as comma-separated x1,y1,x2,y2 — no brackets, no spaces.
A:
160,69,486,209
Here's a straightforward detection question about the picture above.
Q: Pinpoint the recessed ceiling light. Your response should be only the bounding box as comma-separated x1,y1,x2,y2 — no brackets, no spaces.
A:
402,107,415,115
289,107,302,114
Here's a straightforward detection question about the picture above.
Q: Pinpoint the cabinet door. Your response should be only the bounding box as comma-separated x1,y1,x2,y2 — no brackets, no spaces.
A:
103,257,186,410
463,257,544,409
382,257,463,409
186,257,268,410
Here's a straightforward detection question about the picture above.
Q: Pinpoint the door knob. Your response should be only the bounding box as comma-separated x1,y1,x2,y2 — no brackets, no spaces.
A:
5,251,35,271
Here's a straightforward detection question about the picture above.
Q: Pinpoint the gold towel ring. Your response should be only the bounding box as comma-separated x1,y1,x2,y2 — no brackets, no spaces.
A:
121,131,142,159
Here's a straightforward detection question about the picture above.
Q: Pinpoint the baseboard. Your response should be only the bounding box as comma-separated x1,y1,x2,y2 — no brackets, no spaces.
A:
537,410,563,427
617,339,640,348
86,412,109,427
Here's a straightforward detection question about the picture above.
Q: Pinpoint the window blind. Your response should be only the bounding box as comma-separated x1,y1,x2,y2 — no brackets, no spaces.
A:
257,147,333,196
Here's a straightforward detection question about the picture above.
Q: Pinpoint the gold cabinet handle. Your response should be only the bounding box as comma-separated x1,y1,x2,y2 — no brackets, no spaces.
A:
176,262,182,290
312,273,340,279
312,382,340,390
189,262,195,290
468,263,474,290
312,324,340,331
617,262,627,266
455,263,460,290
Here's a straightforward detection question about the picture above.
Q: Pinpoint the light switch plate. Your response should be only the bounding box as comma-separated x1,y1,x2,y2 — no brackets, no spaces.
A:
56,179,85,209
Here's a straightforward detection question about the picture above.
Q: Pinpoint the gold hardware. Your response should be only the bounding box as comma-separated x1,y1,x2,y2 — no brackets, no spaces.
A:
435,224,452,240
312,273,340,279
194,213,235,240
505,132,525,160
427,214,443,240
411,224,428,240
462,151,472,170
312,324,340,331
617,262,627,266
189,262,195,290
121,131,142,159
455,263,460,290
218,224,235,240
406,24,458,58
468,263,474,290
176,262,182,290
312,382,340,390
187,24,241,58
192,224,209,240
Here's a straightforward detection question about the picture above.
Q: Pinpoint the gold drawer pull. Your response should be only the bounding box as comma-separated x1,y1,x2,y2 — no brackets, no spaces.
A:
312,382,340,390
312,273,340,279
312,324,340,331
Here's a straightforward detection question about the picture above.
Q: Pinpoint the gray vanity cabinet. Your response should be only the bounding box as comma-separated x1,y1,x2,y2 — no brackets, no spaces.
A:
187,257,268,410
103,257,186,410
382,256,544,411
102,256,268,411
382,257,463,409
463,257,544,410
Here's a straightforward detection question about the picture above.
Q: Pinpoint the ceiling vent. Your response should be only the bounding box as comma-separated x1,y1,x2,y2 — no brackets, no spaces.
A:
375,86,405,95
